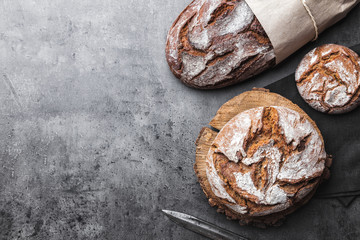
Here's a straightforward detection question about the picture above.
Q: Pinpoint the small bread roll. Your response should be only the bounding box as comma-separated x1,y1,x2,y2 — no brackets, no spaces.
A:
295,44,360,114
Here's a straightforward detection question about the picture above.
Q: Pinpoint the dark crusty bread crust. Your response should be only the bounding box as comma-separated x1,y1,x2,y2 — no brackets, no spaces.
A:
295,44,360,114
206,106,328,226
166,0,275,89
194,90,332,227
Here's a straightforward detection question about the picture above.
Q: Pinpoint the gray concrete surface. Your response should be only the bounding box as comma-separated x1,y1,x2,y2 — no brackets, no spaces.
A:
0,0,359,239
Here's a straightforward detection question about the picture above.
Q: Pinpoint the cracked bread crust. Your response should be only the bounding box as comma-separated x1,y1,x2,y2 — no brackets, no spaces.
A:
166,0,275,89
204,106,328,226
295,44,360,114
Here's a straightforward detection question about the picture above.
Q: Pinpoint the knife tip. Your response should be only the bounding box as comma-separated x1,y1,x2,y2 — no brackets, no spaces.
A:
162,209,179,219
161,209,171,215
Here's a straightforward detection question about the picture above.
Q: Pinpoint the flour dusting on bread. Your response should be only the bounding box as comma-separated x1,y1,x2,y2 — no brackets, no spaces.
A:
206,106,326,216
166,0,275,89
296,44,360,114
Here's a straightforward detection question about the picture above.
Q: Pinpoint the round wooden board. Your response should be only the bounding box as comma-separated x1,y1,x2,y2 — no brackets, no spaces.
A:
194,88,331,225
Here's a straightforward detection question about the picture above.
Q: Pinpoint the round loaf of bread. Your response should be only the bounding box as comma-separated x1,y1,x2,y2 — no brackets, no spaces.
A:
204,106,327,225
166,0,275,89
295,44,360,114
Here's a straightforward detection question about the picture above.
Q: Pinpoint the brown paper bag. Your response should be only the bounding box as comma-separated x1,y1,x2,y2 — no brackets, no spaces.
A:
246,0,360,63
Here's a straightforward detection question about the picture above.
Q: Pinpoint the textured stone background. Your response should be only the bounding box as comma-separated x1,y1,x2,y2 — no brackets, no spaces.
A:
0,0,359,239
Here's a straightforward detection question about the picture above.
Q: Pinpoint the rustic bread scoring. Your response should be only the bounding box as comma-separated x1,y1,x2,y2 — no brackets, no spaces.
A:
166,0,275,89
205,106,327,224
296,44,360,114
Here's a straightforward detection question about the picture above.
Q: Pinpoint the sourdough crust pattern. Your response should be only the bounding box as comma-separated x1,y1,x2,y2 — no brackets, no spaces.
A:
194,90,332,227
166,0,275,89
296,44,360,114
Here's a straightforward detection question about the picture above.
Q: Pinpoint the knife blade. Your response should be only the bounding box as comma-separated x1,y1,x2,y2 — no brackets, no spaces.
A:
162,210,249,240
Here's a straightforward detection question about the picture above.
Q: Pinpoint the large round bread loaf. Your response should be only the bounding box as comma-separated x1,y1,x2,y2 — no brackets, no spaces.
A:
195,95,332,226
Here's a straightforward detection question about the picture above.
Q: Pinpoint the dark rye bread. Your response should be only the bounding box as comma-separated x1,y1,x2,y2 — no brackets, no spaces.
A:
295,44,360,114
166,0,275,89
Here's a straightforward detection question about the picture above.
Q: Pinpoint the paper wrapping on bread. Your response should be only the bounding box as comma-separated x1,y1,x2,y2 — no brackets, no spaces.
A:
246,0,359,63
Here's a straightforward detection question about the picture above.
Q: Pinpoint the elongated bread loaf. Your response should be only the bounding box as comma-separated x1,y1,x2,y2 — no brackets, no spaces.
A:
166,0,275,89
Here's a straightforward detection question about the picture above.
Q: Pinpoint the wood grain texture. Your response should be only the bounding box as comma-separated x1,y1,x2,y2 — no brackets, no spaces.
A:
209,88,323,142
194,127,218,202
